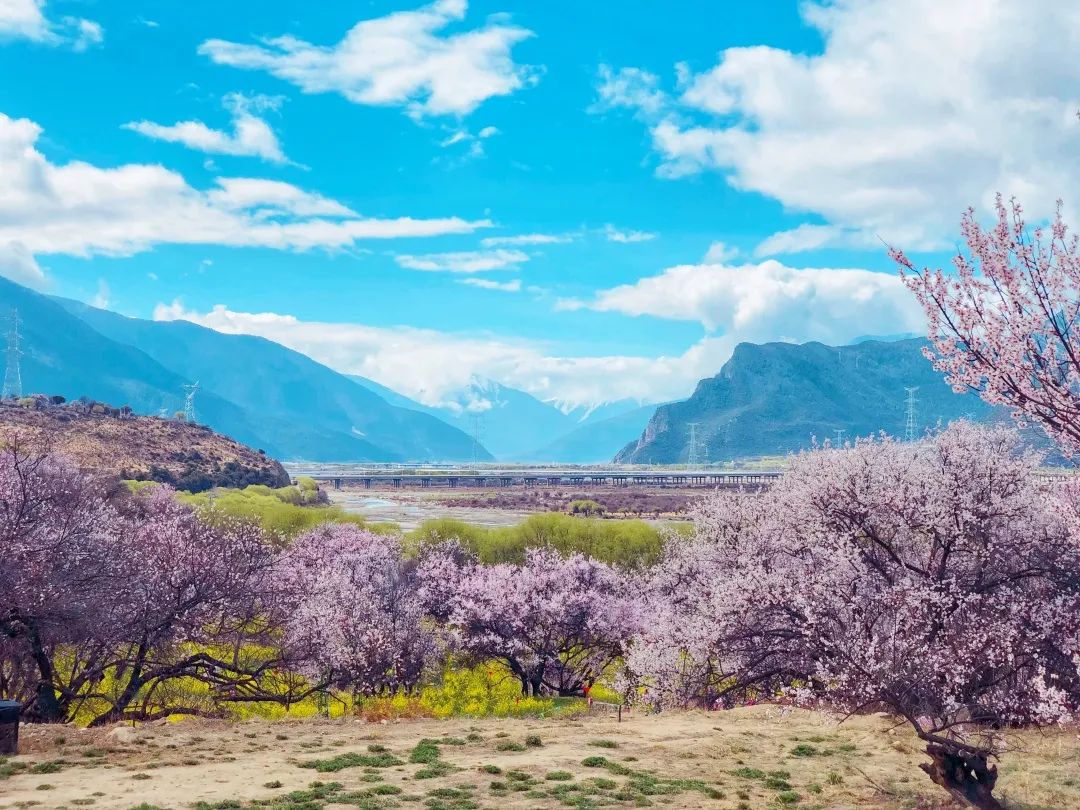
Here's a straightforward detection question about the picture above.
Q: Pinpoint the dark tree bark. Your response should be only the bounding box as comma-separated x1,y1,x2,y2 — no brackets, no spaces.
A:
920,743,1003,810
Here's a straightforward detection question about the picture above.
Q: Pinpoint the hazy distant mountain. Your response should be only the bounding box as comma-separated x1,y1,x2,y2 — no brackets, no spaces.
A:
351,375,577,460
524,403,659,463
616,338,993,463
37,292,489,463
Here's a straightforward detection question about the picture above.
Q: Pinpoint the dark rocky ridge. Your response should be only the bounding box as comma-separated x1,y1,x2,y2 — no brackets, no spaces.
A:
616,338,995,463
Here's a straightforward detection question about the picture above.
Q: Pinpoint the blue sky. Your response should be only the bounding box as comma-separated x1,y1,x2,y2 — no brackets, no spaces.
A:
1,0,1076,408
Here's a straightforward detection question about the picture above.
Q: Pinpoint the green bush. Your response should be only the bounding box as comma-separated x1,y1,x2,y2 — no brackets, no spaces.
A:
408,512,664,568
178,484,389,542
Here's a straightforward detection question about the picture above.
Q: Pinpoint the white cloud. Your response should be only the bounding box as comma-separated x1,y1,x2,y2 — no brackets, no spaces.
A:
0,112,489,265
0,1,101,48
480,232,575,247
603,224,657,243
458,277,521,292
477,125,500,138
703,240,738,263
124,93,292,164
395,248,527,273
0,241,45,288
199,0,537,118
591,65,667,119
598,0,1080,249
577,259,923,340
152,300,726,409
68,17,101,51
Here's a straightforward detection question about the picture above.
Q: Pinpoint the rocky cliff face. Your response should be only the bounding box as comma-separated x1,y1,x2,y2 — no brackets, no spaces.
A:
616,338,993,463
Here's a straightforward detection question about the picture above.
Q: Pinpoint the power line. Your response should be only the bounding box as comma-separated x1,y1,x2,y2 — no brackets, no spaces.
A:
2,309,22,400
904,386,919,442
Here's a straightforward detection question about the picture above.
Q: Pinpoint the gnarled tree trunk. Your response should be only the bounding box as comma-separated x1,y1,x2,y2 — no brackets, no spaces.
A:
920,742,1003,810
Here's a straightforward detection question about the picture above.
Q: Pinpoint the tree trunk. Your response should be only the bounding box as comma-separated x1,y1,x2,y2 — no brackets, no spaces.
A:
25,622,63,723
920,742,1003,810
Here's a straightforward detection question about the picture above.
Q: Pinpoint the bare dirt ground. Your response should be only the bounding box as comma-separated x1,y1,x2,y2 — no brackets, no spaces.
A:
2,707,1077,810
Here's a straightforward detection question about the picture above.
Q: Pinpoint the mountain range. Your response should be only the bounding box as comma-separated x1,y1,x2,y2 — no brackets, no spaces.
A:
349,375,650,461
616,338,994,463
0,276,652,462
0,277,1005,465
0,277,482,462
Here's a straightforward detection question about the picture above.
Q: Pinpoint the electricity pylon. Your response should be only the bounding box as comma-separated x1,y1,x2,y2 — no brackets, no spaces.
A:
2,309,22,400
183,382,199,423
904,386,919,442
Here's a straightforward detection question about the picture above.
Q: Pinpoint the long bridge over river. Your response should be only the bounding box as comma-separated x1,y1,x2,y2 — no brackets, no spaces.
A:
285,465,783,490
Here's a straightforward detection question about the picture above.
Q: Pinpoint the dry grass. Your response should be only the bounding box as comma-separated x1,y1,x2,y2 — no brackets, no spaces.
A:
0,707,1076,809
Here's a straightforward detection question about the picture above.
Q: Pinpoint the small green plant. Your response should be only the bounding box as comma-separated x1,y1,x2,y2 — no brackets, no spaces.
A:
480,764,502,774
495,740,526,752
790,744,820,757
263,780,283,788
546,770,574,781
776,789,801,804
298,750,403,772
589,739,619,749
826,772,843,785
524,734,543,747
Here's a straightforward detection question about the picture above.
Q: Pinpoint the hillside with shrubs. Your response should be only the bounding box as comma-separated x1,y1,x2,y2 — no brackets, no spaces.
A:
0,394,289,491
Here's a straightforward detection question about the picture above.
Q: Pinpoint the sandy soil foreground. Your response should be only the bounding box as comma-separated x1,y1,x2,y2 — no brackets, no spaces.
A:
1,707,1077,809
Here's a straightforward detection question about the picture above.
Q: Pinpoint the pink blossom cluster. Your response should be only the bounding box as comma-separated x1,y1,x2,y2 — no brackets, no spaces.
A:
895,195,1080,454
276,524,439,697
417,543,642,696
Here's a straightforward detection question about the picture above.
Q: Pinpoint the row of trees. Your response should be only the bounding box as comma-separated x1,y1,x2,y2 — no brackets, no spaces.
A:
0,446,641,727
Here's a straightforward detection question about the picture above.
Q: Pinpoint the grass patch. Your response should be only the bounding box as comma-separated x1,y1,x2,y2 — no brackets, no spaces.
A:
297,750,403,772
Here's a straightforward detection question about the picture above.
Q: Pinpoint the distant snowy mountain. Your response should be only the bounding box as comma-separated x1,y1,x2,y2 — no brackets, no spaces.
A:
350,375,658,461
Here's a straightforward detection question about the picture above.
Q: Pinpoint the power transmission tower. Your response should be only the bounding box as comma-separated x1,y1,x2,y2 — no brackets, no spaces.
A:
469,413,485,464
833,428,846,446
687,422,700,466
183,382,199,423
904,386,919,442
2,309,22,400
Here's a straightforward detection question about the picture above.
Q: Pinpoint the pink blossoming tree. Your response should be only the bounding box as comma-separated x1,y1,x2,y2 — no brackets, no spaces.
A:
278,524,441,699
895,195,1080,453
422,544,641,696
626,423,1080,810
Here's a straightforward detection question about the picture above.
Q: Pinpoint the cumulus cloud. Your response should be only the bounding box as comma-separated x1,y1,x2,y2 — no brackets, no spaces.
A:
124,93,292,164
0,0,101,48
395,248,527,273
199,0,537,118
575,259,923,341
603,224,657,243
596,0,1080,250
153,300,728,409
0,112,488,265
